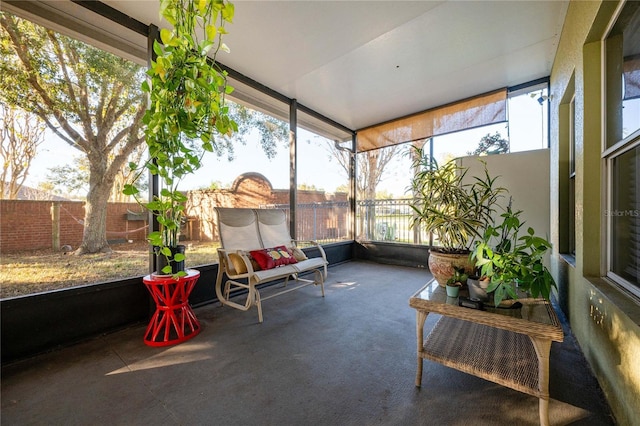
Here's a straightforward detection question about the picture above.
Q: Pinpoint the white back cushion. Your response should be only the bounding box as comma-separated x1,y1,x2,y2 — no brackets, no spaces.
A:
255,209,291,248
215,208,261,250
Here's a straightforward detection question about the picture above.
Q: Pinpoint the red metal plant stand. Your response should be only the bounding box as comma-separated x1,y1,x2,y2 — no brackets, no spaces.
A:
142,269,201,347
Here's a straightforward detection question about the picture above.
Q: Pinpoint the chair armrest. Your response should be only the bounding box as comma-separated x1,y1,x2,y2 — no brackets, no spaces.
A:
293,240,327,262
218,248,255,277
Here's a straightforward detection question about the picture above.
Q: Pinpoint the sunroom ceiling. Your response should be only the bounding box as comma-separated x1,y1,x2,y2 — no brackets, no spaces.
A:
22,0,570,133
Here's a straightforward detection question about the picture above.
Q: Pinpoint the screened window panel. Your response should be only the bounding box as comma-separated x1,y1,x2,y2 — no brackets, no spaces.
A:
611,145,640,287
357,89,507,152
623,55,640,101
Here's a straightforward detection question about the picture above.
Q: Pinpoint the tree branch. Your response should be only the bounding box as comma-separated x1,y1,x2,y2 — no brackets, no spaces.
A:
1,15,88,153
48,31,94,141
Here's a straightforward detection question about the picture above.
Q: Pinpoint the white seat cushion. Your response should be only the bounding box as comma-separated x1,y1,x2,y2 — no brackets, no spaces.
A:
293,257,327,273
253,265,297,283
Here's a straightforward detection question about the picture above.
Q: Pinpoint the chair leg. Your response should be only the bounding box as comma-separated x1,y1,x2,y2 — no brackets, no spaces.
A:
255,288,263,323
224,280,231,300
215,268,226,306
315,269,325,297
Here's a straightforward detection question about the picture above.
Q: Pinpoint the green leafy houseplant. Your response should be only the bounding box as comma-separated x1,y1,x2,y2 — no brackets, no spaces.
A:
445,266,468,297
407,145,506,285
125,0,237,276
471,200,557,306
408,145,506,254
446,266,468,287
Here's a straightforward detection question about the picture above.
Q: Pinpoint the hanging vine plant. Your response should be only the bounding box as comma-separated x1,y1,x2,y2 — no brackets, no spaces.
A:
125,0,237,276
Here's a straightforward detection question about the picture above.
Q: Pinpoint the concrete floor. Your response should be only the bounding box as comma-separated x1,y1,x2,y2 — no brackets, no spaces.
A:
1,261,614,425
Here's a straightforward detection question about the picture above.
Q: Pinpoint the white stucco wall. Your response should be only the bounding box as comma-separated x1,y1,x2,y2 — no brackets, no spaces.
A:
458,149,551,243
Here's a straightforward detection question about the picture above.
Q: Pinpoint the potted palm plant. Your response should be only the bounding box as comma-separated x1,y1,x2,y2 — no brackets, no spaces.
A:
408,145,505,286
470,200,557,306
125,0,237,276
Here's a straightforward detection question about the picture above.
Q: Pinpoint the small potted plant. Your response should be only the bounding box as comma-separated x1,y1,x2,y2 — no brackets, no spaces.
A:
125,0,236,276
470,199,557,306
407,145,506,286
466,274,491,302
445,266,468,298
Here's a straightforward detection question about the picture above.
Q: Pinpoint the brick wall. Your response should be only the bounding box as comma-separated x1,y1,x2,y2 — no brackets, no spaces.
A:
1,174,347,253
186,173,348,242
105,203,148,243
0,200,147,253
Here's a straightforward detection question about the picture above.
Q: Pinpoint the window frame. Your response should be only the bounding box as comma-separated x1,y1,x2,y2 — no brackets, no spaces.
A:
569,95,576,256
603,0,640,299
603,131,640,298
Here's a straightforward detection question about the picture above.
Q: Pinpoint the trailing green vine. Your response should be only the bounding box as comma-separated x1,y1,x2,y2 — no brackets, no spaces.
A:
125,0,237,275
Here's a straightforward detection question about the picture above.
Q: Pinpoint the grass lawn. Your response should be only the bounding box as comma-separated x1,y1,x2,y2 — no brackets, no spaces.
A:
0,241,218,299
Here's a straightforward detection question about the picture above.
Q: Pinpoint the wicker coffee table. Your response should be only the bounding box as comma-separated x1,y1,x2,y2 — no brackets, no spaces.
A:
409,280,564,426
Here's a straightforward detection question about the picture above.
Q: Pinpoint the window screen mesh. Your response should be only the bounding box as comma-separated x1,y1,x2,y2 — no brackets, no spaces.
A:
356,89,507,152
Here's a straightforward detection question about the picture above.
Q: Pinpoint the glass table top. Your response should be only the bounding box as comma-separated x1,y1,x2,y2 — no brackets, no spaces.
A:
410,279,563,338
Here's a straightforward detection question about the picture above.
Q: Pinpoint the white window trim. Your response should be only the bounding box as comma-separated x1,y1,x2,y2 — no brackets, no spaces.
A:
603,121,640,298
602,0,640,298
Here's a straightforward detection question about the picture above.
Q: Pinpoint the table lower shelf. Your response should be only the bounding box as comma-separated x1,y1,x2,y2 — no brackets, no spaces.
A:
421,316,543,398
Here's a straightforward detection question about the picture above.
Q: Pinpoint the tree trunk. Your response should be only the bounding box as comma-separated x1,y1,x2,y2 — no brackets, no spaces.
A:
75,159,114,254
75,182,112,254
